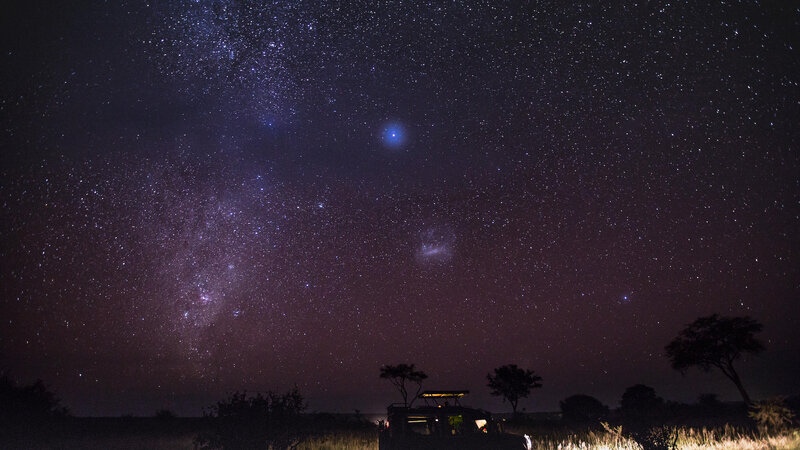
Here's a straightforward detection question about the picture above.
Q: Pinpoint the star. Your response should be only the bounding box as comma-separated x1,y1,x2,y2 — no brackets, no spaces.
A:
2,0,796,418
382,123,406,148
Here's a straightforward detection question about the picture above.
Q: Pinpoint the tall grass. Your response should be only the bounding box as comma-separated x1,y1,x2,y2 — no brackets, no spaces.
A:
4,422,798,449
296,428,378,450
502,423,800,450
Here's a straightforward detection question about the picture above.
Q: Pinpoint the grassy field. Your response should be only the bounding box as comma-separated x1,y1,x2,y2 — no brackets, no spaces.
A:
298,426,800,449
296,428,378,450
6,430,799,450
2,419,798,449
504,423,800,449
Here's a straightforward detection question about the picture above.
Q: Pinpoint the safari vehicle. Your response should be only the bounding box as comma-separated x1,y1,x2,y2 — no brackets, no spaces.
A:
378,390,531,450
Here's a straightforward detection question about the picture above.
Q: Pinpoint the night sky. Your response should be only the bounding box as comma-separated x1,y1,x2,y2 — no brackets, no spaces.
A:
1,1,798,417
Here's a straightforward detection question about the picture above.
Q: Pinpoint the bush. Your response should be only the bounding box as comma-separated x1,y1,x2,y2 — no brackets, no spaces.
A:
749,397,795,432
155,408,177,419
560,394,608,423
195,388,306,450
0,375,69,424
698,393,721,408
621,384,664,419
638,426,678,450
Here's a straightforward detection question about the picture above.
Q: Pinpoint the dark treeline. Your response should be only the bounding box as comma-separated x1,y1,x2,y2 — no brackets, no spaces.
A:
2,314,797,450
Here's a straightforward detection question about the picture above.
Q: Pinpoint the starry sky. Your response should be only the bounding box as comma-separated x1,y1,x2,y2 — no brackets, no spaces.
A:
1,1,798,417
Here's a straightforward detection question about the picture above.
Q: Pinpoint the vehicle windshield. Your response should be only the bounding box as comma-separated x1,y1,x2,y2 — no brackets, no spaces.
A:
400,412,490,436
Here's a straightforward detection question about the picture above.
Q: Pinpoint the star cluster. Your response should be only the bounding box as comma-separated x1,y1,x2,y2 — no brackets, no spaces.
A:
1,1,798,415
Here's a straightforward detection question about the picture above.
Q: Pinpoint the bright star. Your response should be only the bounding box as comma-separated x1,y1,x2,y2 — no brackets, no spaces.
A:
382,122,406,148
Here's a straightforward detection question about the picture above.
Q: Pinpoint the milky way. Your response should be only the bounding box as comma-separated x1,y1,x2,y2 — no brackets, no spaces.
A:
1,1,798,415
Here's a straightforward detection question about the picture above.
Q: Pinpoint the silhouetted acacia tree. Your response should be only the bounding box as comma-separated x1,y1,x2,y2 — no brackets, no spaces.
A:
0,375,69,423
560,394,608,423
486,364,542,416
665,314,764,404
195,388,306,450
379,364,428,407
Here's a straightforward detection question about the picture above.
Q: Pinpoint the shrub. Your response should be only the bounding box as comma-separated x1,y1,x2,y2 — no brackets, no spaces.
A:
195,388,306,450
0,375,69,424
621,384,664,419
155,408,177,419
749,397,795,432
560,394,608,423
697,393,720,408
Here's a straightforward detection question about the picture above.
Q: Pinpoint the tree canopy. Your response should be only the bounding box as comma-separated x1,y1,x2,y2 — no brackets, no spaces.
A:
486,364,542,415
379,364,428,407
665,314,764,404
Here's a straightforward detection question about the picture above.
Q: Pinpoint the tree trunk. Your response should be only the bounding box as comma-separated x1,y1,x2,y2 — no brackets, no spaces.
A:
400,384,408,406
725,363,752,405
409,381,423,407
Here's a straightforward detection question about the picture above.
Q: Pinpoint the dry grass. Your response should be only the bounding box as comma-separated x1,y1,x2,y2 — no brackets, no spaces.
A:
297,428,378,450
4,423,798,449
675,428,800,450
502,424,800,450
